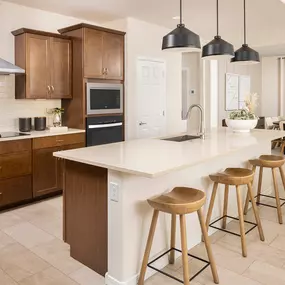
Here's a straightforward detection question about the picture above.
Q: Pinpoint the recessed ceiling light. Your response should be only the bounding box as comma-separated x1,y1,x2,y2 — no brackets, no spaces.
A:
281,0,285,3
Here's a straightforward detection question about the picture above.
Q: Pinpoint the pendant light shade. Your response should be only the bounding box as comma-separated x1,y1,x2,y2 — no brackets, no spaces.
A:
202,0,234,60
231,0,260,64
162,0,201,52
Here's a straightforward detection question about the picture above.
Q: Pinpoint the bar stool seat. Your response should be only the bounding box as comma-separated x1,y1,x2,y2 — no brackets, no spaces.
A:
210,168,254,185
138,187,219,285
244,155,285,224
148,187,206,214
206,168,264,258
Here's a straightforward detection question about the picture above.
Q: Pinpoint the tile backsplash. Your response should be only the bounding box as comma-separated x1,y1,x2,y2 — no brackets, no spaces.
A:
0,75,61,130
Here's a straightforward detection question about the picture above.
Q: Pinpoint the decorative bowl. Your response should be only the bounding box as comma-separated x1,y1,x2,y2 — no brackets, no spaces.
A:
226,119,258,133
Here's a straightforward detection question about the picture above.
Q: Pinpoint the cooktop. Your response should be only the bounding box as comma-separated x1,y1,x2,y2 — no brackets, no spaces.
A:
0,132,30,138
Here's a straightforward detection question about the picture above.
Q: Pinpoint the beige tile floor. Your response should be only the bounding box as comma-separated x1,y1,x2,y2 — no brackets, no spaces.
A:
1,184,285,285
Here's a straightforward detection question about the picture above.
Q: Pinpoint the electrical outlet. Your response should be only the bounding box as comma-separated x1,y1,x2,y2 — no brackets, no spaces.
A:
110,182,119,202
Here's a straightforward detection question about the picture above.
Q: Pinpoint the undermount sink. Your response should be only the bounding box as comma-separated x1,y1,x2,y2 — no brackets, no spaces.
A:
161,135,201,142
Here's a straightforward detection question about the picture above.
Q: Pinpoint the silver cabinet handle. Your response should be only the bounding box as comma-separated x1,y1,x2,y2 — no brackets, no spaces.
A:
47,86,51,94
51,85,55,92
139,122,147,126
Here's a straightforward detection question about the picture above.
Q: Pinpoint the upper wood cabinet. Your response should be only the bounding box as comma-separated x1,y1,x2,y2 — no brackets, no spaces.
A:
12,28,72,99
83,29,124,80
58,23,125,81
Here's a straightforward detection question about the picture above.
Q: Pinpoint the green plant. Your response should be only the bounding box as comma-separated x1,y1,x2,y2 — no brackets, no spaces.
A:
229,93,258,120
49,108,64,115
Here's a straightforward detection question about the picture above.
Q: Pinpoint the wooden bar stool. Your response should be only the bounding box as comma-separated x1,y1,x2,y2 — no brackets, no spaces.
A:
206,168,264,258
138,187,219,285
244,155,285,224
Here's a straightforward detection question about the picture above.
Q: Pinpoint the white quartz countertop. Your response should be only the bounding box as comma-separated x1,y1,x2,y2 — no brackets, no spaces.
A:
0,128,85,142
54,128,285,178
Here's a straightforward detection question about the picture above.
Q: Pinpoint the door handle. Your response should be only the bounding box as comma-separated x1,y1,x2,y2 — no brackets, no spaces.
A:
139,122,147,126
47,85,51,94
51,85,55,92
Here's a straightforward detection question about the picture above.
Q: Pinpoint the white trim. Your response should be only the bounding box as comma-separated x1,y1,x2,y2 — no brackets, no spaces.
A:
105,273,137,285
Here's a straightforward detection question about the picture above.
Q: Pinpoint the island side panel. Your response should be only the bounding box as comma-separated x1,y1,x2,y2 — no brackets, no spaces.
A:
64,160,108,276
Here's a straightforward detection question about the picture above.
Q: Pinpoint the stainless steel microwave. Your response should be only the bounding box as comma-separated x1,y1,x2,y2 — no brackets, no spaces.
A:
86,82,123,115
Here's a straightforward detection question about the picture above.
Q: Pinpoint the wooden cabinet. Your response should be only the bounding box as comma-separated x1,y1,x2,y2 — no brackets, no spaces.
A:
83,28,124,80
33,133,85,197
0,139,33,208
102,32,124,80
12,28,72,99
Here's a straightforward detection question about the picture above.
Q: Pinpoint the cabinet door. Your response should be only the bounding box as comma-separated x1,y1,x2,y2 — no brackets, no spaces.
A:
84,28,104,78
103,33,124,80
33,146,60,197
26,34,50,99
50,37,72,99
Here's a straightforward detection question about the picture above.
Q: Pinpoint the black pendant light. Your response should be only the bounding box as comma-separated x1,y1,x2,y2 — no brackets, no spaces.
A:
231,0,260,64
202,0,234,60
162,0,201,52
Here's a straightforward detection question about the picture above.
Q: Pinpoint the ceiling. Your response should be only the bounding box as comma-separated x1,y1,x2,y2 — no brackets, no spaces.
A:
4,0,285,51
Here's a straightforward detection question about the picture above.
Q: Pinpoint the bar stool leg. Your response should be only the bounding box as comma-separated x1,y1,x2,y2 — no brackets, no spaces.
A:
138,210,159,285
279,166,285,191
236,185,247,257
256,167,263,205
247,183,265,241
222,185,229,229
272,168,283,224
198,209,219,284
206,182,218,231
180,214,190,285
244,166,256,215
169,214,176,264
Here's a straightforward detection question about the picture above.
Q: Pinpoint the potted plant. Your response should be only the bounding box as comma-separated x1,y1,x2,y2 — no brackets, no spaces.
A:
48,108,64,127
226,93,259,133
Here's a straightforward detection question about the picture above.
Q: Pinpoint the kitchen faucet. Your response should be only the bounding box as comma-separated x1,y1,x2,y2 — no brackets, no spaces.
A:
186,104,205,140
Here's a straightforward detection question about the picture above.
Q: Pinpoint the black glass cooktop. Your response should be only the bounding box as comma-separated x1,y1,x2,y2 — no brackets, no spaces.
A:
0,132,30,138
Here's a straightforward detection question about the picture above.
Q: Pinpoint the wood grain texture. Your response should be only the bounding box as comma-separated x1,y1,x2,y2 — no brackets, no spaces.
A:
61,28,85,129
0,175,32,207
33,146,60,197
64,160,108,276
12,28,71,39
83,28,104,79
50,37,72,99
103,32,124,80
180,214,190,285
26,33,50,99
0,139,31,155
58,23,126,36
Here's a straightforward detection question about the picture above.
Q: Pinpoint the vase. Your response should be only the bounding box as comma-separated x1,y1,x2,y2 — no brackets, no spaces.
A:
53,113,62,127
226,119,258,133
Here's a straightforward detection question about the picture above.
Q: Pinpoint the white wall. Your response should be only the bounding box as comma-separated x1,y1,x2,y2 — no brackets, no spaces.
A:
217,61,262,125
260,56,280,117
0,1,97,130
104,18,186,140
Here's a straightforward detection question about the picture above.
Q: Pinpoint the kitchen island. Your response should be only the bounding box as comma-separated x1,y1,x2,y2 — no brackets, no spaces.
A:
54,128,285,285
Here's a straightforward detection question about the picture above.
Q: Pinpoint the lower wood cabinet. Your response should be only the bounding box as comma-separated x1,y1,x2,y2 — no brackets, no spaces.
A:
33,146,60,197
0,133,85,209
0,176,32,207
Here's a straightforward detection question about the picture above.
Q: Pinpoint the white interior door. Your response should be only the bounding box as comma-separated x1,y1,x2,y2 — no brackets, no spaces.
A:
136,58,166,138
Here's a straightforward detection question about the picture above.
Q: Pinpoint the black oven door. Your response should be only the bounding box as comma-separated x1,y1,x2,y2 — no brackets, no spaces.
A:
86,116,124,147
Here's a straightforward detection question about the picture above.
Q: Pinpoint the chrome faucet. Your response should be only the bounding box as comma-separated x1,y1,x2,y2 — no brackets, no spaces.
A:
186,104,205,140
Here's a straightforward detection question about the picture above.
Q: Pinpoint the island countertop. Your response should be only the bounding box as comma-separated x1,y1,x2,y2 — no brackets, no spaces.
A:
54,128,285,178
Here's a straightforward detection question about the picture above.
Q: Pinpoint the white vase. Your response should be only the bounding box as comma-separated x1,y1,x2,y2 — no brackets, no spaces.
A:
226,119,258,133
53,113,62,127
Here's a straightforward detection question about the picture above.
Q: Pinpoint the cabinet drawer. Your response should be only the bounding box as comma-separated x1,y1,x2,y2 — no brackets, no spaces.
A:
0,175,32,207
0,139,31,155
33,133,85,149
0,151,32,179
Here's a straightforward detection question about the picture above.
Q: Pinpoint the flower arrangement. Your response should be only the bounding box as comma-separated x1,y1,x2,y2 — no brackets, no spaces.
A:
47,108,64,127
229,93,258,120
50,108,64,115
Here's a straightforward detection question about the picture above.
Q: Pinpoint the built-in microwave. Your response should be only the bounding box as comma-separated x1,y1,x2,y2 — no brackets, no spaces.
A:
86,82,123,115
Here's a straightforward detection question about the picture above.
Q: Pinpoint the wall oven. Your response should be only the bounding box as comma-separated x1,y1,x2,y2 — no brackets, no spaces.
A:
86,82,123,115
86,115,124,146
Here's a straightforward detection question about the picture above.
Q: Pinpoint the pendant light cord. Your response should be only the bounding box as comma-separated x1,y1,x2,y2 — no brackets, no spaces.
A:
180,0,183,25
216,0,219,36
244,0,247,44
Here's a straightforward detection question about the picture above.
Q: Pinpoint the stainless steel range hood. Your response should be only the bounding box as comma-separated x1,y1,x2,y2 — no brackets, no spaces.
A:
0,58,25,75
